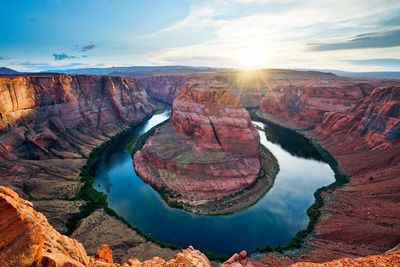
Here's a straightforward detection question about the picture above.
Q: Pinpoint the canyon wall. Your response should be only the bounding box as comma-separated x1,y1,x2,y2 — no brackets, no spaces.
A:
0,74,157,226
134,77,262,212
255,79,400,264
0,74,157,159
0,75,181,262
138,75,187,103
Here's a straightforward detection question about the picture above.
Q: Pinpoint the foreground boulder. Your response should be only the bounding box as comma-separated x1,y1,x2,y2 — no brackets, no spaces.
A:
134,77,262,212
0,185,91,266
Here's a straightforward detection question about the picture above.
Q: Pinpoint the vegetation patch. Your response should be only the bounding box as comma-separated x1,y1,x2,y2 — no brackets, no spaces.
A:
126,137,140,154
66,109,181,252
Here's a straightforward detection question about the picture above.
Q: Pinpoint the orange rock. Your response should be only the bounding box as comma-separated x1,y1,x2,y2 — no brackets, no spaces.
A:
0,185,90,267
95,244,113,263
0,185,211,267
290,252,400,266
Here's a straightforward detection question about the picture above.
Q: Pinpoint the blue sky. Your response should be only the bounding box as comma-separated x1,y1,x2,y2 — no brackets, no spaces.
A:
1,0,400,72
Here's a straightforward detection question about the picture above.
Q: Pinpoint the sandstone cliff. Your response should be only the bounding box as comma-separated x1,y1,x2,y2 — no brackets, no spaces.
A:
134,77,262,212
0,185,211,267
0,75,180,262
138,76,186,103
0,74,157,159
1,72,400,266
255,78,400,263
0,74,157,230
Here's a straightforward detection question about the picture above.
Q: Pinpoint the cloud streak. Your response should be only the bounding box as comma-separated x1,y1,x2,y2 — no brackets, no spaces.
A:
310,29,400,51
82,42,96,52
53,53,76,61
345,58,400,67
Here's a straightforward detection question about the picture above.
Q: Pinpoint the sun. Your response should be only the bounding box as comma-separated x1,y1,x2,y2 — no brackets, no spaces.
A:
235,48,267,70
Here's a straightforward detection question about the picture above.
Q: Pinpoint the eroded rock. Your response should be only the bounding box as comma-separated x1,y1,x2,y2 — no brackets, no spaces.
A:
134,77,261,212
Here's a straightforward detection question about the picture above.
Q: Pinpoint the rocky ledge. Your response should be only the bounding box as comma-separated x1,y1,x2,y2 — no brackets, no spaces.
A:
134,77,277,213
1,184,399,267
0,185,210,267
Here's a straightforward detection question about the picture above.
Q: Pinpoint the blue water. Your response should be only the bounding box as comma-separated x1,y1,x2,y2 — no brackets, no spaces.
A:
94,110,335,255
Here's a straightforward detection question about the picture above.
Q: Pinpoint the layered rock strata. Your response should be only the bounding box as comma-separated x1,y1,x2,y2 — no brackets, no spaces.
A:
138,75,187,103
134,77,264,212
255,82,400,264
0,74,180,261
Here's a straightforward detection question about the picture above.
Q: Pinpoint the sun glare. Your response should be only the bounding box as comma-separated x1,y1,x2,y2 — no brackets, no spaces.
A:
235,48,267,70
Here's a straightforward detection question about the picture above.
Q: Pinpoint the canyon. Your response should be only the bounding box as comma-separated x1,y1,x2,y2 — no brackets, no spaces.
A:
0,70,399,266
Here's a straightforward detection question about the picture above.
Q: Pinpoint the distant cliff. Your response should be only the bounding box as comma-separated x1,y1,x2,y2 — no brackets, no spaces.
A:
259,83,400,149
0,74,157,159
138,75,186,103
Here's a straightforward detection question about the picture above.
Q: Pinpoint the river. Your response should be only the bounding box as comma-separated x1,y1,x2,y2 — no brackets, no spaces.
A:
94,110,335,255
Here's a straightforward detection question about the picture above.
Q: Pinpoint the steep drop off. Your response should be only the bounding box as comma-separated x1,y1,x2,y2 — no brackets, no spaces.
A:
0,75,181,261
255,81,400,263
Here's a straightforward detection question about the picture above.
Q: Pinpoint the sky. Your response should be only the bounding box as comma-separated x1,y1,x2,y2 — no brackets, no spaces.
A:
1,0,400,72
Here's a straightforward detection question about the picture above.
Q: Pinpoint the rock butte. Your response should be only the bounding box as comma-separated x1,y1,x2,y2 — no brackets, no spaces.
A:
134,77,262,210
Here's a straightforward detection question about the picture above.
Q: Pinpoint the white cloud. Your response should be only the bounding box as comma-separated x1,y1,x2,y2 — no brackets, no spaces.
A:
140,2,225,39
145,0,400,71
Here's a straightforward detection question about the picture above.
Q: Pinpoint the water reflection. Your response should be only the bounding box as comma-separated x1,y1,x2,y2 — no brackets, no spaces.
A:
94,111,335,255
255,121,323,161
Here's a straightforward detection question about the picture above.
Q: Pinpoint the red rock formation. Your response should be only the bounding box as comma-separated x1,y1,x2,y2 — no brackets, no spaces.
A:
125,246,211,267
0,74,157,159
289,252,400,267
259,84,367,130
221,250,253,267
134,77,260,208
316,86,400,149
139,75,187,103
0,74,158,235
0,185,211,267
256,80,400,264
222,249,400,267
0,185,91,267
